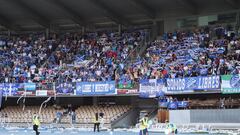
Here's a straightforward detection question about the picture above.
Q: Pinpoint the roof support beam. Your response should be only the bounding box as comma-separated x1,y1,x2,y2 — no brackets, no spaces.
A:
49,0,87,27
130,0,155,19
8,0,50,28
176,0,198,15
224,0,239,9
89,0,132,26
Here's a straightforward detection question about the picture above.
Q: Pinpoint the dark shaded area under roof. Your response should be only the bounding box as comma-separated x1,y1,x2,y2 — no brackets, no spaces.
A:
0,0,239,31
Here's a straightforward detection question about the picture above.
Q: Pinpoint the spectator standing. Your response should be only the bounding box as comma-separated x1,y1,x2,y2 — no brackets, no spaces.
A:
220,98,225,109
71,110,76,124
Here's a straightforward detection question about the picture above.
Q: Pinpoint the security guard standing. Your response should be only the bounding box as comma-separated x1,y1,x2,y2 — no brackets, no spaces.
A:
139,114,149,135
33,113,40,135
93,113,100,132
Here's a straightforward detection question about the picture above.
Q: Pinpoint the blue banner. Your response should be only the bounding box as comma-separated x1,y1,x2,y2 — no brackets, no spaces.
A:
166,76,220,92
177,101,189,108
24,83,36,91
195,76,220,90
56,83,75,95
168,102,178,109
0,83,20,96
139,79,165,98
159,102,169,108
76,81,115,95
159,101,189,109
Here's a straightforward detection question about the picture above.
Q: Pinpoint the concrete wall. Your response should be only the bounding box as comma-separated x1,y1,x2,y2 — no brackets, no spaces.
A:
169,109,240,123
190,109,240,123
169,110,190,123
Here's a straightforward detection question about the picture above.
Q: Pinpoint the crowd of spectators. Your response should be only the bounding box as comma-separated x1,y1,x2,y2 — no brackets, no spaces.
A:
119,25,240,85
1,25,240,85
0,34,56,83
0,30,145,83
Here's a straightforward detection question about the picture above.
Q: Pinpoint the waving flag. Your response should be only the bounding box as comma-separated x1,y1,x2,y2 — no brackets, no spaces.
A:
61,48,70,52
75,55,85,62
217,48,225,54
133,60,142,67
184,59,195,65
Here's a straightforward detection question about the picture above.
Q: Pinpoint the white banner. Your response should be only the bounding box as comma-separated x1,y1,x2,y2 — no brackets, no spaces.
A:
36,90,48,96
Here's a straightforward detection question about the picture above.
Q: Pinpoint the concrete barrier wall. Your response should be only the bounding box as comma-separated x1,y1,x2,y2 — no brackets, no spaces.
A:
190,109,240,123
169,109,240,123
169,110,190,123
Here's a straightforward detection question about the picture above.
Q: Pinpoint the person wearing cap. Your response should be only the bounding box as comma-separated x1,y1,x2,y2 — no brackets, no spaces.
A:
139,114,149,135
33,113,40,135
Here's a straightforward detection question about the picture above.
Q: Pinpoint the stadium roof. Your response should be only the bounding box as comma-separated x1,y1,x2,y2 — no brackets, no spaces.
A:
0,0,239,31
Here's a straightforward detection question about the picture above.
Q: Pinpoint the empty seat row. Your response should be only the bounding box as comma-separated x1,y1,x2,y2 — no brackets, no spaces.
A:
0,105,131,124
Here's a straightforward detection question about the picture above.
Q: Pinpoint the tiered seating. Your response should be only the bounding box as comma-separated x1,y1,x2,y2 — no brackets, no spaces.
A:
0,31,145,83
119,26,240,83
0,26,238,84
0,106,62,123
0,105,132,124
0,35,57,83
44,31,144,83
75,105,131,124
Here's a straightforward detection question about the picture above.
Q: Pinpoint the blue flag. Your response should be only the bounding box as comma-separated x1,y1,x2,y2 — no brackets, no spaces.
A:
75,55,85,62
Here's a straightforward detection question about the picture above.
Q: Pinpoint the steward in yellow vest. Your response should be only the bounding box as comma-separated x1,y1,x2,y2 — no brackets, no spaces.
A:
139,115,149,135
93,113,100,132
33,114,40,135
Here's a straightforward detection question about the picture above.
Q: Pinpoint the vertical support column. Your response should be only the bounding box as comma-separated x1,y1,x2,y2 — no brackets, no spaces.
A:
7,30,11,37
151,20,158,40
81,26,85,35
158,20,164,36
118,24,122,35
164,17,177,33
50,24,54,33
45,28,49,39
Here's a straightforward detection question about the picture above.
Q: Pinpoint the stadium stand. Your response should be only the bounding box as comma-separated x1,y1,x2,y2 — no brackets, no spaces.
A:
0,31,146,83
121,26,240,82
0,105,131,124
1,25,239,85
1,0,240,133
